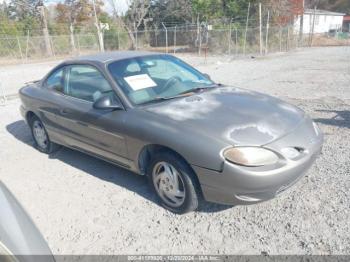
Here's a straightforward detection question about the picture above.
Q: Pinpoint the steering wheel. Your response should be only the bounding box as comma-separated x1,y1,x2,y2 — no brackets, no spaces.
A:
158,76,182,94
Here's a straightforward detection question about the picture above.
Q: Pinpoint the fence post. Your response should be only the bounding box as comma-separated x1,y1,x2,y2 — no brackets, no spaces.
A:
197,14,201,56
154,25,158,47
69,23,76,54
25,30,29,60
287,26,290,51
279,26,282,52
228,18,233,55
265,10,270,55
243,2,250,55
259,3,263,56
117,29,120,50
135,28,138,50
173,25,176,54
16,35,23,61
235,27,238,56
77,34,80,55
161,22,168,53
50,36,56,57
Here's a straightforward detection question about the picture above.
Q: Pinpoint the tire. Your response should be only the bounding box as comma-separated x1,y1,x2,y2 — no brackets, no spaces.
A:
147,151,200,214
29,115,60,154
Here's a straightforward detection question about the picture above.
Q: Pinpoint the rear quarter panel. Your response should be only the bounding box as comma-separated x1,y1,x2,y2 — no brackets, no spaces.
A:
19,83,59,134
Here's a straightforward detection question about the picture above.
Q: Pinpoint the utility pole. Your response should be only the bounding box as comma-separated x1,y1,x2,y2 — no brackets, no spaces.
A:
259,2,262,56
38,5,52,56
243,2,250,55
92,0,104,51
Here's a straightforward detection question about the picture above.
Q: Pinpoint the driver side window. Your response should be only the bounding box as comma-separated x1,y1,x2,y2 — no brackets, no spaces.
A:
46,68,64,92
64,65,113,102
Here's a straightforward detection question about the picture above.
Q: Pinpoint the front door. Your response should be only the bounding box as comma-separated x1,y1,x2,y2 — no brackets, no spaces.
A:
55,64,131,167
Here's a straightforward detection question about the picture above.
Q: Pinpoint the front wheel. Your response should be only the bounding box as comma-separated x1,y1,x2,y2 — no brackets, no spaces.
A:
147,152,200,214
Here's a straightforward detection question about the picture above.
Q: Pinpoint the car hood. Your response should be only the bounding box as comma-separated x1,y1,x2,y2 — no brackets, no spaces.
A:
144,86,305,146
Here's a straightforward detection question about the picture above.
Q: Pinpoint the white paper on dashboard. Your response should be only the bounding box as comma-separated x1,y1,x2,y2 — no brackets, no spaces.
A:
124,74,157,90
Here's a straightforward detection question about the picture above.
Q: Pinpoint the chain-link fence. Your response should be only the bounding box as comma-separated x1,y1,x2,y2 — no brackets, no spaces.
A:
0,33,100,62
0,25,349,64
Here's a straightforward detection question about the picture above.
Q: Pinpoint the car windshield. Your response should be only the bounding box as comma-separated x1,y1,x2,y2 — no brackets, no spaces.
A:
108,54,215,105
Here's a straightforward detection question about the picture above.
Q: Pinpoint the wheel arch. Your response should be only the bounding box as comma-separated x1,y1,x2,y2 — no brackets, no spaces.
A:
25,111,37,124
137,144,202,194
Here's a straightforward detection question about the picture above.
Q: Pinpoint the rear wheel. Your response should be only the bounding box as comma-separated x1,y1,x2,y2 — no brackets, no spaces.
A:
147,151,200,214
29,115,60,154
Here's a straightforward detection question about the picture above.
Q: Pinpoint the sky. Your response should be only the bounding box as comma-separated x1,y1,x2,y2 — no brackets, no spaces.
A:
0,0,129,15
103,0,129,15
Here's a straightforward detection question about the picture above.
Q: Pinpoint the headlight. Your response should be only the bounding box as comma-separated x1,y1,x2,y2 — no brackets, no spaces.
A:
223,147,279,167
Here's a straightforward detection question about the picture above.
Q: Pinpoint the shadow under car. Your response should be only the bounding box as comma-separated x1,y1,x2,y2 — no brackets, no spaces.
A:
6,120,231,213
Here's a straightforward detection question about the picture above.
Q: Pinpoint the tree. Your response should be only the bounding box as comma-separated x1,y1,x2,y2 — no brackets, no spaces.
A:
221,0,258,21
5,0,42,34
7,0,40,20
311,0,350,13
55,0,104,27
55,0,105,51
122,0,151,49
192,0,222,20
265,0,296,26
148,0,193,26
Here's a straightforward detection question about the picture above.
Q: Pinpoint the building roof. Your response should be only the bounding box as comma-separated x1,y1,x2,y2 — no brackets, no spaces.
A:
343,15,350,21
304,9,346,16
73,51,163,63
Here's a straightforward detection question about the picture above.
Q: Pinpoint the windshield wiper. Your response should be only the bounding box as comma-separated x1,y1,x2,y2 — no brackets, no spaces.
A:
139,84,219,105
178,84,219,95
139,93,192,105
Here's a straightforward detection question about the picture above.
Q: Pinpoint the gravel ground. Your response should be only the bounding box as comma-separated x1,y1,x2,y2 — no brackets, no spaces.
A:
0,46,349,255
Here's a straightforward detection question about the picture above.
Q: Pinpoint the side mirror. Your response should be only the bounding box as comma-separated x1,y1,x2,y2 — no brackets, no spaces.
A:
203,73,211,80
52,84,63,93
93,95,123,110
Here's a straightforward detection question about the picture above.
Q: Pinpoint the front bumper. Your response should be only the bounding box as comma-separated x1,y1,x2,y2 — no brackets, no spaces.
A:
193,118,323,205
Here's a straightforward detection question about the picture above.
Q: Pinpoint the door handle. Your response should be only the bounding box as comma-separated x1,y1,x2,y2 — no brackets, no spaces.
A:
60,108,69,115
77,121,88,127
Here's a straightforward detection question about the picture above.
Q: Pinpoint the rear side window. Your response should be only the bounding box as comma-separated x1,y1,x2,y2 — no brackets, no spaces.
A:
64,65,113,102
45,68,64,92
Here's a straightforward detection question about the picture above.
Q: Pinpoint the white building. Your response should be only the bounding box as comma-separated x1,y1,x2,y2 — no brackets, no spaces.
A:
294,9,345,34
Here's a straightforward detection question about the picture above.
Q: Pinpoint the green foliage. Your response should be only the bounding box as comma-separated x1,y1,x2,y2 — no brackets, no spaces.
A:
0,0,41,35
192,0,223,20
149,0,193,26
315,0,350,14
148,0,260,27
1,0,350,39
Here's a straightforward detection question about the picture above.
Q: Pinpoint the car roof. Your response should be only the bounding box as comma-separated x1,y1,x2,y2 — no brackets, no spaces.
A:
70,51,163,64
